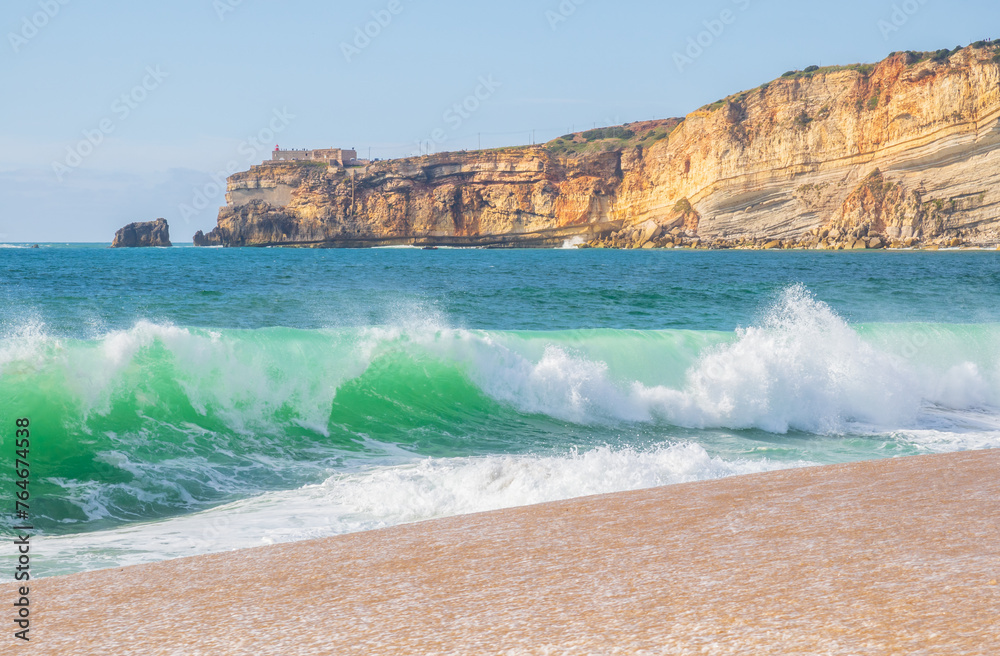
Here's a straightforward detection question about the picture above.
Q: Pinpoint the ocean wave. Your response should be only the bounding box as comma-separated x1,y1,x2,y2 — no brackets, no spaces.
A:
2,286,999,437
3,286,999,539
34,442,804,575
410,285,1000,433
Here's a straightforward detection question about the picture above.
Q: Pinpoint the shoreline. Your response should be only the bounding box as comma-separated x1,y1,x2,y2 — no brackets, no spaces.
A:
12,449,999,654
5,240,1000,250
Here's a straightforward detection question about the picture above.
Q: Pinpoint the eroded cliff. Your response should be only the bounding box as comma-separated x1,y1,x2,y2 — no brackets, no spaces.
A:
196,44,1000,249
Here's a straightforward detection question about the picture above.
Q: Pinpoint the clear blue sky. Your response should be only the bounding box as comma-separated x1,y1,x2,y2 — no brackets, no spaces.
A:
1,0,996,242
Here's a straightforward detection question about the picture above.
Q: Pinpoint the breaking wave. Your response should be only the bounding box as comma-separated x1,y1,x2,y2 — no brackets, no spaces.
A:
3,285,999,560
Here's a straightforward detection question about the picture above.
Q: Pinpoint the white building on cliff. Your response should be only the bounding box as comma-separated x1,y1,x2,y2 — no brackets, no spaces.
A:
268,146,365,167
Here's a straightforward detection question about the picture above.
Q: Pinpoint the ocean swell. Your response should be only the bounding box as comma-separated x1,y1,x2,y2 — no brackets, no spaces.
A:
2,286,999,437
2,285,999,537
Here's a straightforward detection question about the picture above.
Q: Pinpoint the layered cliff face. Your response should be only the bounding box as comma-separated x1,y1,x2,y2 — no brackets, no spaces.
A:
196,45,1000,249
194,150,626,247
112,218,172,248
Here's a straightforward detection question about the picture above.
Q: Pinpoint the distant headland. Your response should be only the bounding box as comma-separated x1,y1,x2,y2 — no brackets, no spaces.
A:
193,43,1000,250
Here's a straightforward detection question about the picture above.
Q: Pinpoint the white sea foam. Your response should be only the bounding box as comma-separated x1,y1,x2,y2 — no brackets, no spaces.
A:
11,286,1000,578
4,286,999,437
0,318,53,371
35,442,805,575
415,285,1000,434
635,285,922,432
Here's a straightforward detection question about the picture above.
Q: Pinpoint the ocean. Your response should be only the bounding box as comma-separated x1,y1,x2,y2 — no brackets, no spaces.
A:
2,244,999,577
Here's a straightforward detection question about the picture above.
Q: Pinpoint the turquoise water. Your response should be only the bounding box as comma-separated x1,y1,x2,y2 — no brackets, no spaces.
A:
2,244,999,576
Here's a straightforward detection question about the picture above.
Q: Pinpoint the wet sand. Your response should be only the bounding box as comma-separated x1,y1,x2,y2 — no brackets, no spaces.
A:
11,449,1000,655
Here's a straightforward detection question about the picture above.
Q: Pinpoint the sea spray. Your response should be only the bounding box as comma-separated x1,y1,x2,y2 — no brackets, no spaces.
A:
636,285,920,433
3,296,998,443
2,284,999,574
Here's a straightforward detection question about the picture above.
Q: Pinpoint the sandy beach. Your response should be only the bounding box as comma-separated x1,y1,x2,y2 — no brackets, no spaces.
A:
8,3,1000,655
10,449,999,655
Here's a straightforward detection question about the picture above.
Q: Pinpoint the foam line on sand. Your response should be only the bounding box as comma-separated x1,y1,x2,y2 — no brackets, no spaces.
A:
12,450,1000,655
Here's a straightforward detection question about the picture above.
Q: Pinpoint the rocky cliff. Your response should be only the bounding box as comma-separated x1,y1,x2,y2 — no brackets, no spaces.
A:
196,44,1000,249
112,218,172,248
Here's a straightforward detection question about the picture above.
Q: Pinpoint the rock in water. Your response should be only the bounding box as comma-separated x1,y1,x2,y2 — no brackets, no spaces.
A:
192,230,223,247
112,219,172,248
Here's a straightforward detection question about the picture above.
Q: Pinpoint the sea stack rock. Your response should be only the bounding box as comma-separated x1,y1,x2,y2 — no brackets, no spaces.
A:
112,218,172,248
192,229,223,247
